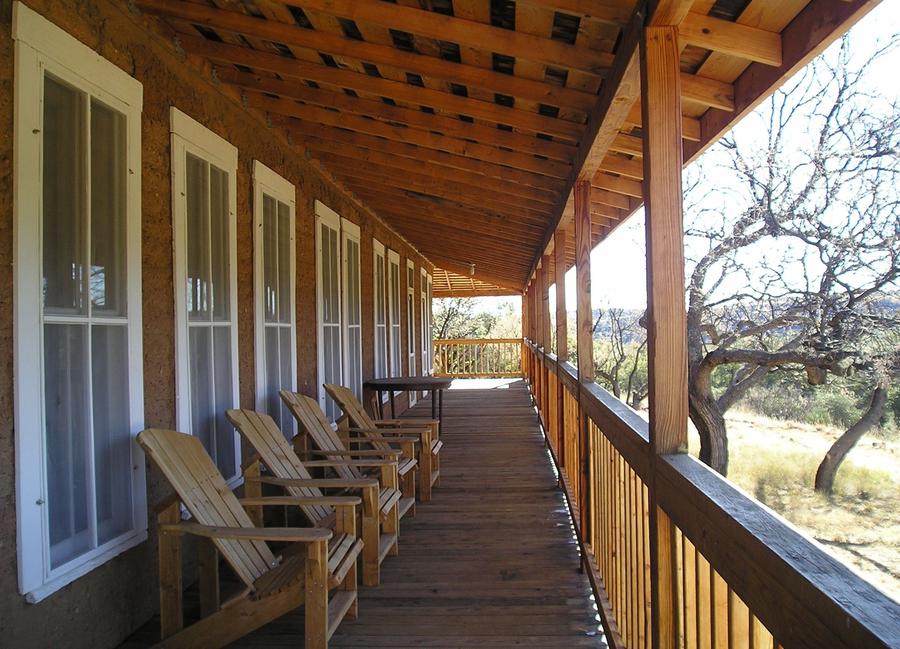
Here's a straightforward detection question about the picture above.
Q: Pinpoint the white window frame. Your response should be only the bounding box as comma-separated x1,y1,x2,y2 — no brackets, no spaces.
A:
12,1,146,602
372,239,388,384
388,250,402,381
341,218,363,401
406,259,417,406
315,201,343,419
421,268,430,377
252,161,297,436
171,107,241,483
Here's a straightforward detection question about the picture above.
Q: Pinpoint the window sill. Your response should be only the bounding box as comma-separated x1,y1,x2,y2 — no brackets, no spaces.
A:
24,528,148,604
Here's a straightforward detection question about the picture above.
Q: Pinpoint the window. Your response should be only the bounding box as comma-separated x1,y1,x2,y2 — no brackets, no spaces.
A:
316,202,342,422
373,240,388,380
421,268,431,376
13,2,146,601
171,108,240,482
316,201,363,420
342,221,363,402
388,251,402,378
253,161,296,438
406,260,417,406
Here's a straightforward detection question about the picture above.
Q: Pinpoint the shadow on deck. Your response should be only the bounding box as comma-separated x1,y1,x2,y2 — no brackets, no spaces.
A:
125,380,606,648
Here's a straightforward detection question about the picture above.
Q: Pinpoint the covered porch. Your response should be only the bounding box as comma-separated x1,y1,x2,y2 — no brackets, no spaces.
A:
2,0,898,647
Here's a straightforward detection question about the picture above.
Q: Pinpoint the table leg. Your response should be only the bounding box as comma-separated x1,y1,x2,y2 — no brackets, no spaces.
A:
390,391,396,418
377,390,384,419
431,389,436,420
438,389,443,434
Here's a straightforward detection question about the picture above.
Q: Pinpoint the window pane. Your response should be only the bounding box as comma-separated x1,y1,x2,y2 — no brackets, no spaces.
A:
44,323,91,568
265,326,281,426
189,326,214,457
213,326,236,477
279,326,293,435
43,76,86,315
209,166,230,322
91,324,132,544
186,154,210,320
347,240,360,325
90,99,127,316
327,229,339,324
277,201,291,324
263,195,277,323
348,327,362,400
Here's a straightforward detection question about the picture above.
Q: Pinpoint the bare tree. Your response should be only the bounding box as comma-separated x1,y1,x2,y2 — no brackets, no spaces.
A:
593,309,649,409
683,36,900,475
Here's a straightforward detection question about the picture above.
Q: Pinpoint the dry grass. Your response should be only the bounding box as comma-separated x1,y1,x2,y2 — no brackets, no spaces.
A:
687,410,900,602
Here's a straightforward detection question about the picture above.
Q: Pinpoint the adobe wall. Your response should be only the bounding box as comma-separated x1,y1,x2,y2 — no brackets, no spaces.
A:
0,0,431,645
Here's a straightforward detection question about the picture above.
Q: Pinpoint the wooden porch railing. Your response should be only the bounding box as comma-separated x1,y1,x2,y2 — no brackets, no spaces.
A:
523,339,899,649
433,338,522,378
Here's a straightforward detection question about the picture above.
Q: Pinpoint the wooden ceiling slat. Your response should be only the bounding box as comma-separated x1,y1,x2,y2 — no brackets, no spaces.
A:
294,0,614,76
285,119,565,192
204,52,586,141
137,0,598,111
333,166,556,221
249,94,571,177
300,139,558,205
593,172,642,198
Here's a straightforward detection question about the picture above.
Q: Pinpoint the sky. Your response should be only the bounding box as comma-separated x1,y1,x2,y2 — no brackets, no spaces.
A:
470,1,900,317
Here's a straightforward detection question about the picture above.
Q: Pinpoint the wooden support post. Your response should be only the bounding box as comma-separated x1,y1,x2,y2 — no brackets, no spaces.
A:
554,228,568,362
641,23,688,649
574,180,593,382
574,179,594,545
541,254,552,352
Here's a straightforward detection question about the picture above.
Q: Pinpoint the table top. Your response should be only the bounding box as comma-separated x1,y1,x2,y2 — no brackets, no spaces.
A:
364,376,453,390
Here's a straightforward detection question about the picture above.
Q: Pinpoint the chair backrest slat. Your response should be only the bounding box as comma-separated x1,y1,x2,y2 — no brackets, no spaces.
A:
280,390,364,481
226,410,332,523
323,384,392,452
138,429,275,587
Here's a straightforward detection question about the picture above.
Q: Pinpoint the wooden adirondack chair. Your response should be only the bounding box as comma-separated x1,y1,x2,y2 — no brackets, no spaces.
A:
226,409,401,587
280,390,418,520
138,428,363,649
324,383,444,502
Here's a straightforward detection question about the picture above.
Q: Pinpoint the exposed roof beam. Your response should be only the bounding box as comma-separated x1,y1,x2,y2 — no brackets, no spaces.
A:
679,12,782,67
135,0,598,112
291,0,614,76
686,0,881,163
257,97,572,177
245,87,575,162
286,120,564,192
189,38,586,140
523,1,647,286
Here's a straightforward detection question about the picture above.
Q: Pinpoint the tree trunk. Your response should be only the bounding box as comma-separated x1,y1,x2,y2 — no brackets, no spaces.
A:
814,381,888,494
689,392,729,475
689,358,729,475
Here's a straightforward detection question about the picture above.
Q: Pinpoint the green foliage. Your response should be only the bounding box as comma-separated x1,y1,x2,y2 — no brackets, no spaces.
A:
431,297,521,340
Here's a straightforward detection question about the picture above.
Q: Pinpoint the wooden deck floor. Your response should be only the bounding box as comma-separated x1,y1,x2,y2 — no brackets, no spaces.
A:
123,380,606,648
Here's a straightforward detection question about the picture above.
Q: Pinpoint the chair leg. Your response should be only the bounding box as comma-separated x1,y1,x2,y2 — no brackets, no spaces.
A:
336,504,359,620
361,486,380,587
419,427,433,502
305,540,329,649
158,501,183,640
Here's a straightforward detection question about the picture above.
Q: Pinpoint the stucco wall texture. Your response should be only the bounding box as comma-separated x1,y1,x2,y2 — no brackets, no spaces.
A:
0,1,432,646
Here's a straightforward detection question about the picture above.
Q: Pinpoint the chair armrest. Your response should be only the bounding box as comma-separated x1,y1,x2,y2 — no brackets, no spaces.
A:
159,522,331,543
376,418,438,426
298,448,402,458
350,427,430,436
303,460,397,469
239,495,361,507
247,476,379,489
